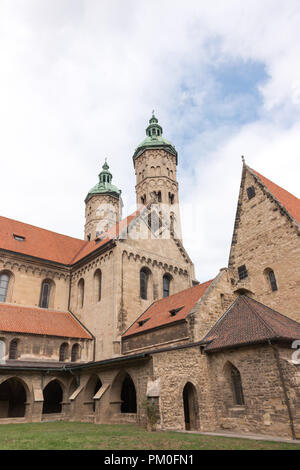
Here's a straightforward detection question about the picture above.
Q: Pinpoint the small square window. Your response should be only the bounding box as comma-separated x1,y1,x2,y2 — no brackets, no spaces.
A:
247,186,256,200
238,265,248,280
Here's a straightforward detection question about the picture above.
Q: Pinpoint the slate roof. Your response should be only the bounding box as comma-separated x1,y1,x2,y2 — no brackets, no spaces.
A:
0,303,92,339
202,295,300,352
122,279,213,337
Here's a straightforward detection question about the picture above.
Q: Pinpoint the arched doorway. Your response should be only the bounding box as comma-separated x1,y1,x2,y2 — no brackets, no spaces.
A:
183,382,199,431
121,374,137,413
0,377,27,418
42,380,63,414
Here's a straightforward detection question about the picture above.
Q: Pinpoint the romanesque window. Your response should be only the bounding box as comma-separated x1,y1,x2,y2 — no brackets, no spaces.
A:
140,268,151,300
230,364,245,405
0,273,10,302
71,343,80,362
268,270,278,291
78,279,85,308
163,274,172,298
39,279,54,309
264,268,278,292
238,265,248,280
9,339,18,360
59,343,69,362
94,270,102,302
247,186,256,200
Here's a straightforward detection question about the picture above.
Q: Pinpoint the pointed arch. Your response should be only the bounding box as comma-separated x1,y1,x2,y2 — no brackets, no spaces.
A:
182,382,199,431
224,362,245,406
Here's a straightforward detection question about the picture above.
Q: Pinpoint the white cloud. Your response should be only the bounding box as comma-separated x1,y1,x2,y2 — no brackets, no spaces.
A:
0,0,300,281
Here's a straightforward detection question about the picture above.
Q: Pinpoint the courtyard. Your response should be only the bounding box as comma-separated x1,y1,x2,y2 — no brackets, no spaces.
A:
0,422,299,450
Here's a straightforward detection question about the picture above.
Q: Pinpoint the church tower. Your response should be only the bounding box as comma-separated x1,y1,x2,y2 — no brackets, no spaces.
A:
84,161,122,241
133,113,181,237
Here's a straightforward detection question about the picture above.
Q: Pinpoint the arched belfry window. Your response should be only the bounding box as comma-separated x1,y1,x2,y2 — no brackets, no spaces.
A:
0,273,10,302
230,364,245,405
94,270,102,302
140,267,151,300
39,279,55,309
163,274,172,298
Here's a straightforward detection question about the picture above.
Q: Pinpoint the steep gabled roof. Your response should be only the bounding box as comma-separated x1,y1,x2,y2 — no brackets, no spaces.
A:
0,303,92,339
249,167,300,225
0,212,140,266
123,279,213,338
202,295,300,352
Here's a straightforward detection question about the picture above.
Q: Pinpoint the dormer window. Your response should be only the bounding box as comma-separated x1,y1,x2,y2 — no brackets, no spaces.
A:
169,306,183,316
13,234,25,242
138,318,150,327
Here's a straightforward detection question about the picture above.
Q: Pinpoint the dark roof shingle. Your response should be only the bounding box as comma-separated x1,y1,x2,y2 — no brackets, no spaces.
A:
202,295,300,352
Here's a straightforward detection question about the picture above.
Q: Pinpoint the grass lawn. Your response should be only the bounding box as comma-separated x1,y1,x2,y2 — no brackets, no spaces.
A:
0,422,299,450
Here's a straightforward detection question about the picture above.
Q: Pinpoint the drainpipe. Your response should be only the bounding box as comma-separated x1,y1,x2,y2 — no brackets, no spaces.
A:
269,340,296,440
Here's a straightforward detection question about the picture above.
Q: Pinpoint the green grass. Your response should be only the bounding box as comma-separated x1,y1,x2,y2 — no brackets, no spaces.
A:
0,422,298,450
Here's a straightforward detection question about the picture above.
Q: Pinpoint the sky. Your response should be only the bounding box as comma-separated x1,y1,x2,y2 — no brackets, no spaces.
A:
1,0,300,282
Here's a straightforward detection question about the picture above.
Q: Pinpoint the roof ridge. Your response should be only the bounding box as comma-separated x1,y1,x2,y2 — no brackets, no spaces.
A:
153,279,214,305
248,166,300,201
246,166,300,227
242,296,277,337
243,295,300,328
0,215,85,242
201,296,241,341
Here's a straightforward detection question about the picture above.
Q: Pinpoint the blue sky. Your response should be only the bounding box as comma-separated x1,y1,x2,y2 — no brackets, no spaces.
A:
1,0,300,281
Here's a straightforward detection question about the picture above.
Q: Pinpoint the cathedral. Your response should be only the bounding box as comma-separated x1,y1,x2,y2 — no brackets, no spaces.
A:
0,114,299,440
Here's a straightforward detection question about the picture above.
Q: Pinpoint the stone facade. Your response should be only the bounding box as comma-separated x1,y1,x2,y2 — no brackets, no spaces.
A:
0,118,299,441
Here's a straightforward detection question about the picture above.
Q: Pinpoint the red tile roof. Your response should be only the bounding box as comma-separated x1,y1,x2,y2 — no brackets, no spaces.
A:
250,168,300,225
202,295,300,352
0,303,92,339
123,280,213,338
70,212,139,264
0,212,139,266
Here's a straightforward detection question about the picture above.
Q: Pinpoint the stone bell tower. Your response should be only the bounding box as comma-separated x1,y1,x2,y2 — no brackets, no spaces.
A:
132,113,181,238
84,160,122,241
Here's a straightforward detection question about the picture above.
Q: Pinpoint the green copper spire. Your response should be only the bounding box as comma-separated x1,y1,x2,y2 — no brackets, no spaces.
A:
133,112,178,164
85,160,121,203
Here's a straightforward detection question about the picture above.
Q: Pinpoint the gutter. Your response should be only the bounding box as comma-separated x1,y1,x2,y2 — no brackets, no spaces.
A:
0,352,150,372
